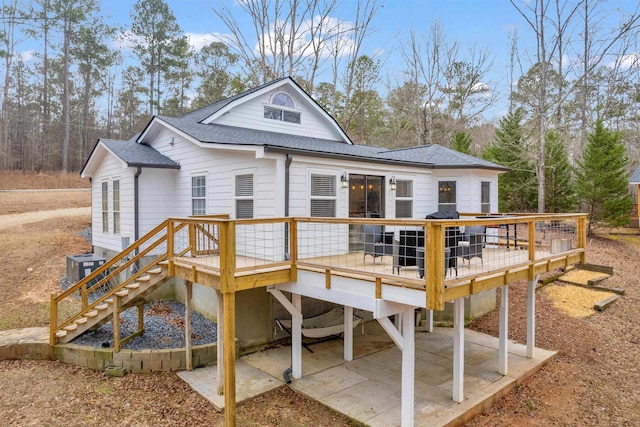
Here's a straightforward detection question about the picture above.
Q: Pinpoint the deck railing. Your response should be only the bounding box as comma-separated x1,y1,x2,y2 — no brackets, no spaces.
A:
51,212,587,343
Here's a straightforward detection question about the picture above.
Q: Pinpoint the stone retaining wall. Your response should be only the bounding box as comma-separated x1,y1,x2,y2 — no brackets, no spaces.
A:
0,327,219,373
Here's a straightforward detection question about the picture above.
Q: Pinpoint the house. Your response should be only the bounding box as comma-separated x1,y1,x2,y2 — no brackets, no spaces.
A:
80,77,508,349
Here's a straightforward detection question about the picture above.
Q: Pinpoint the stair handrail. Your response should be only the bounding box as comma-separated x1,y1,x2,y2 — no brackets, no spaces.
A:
50,219,193,344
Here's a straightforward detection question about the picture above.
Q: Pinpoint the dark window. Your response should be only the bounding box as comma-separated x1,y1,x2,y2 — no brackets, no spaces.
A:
438,181,457,212
396,179,413,218
481,181,490,213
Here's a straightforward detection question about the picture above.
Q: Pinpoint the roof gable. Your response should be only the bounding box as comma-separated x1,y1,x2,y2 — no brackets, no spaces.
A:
81,139,179,178
199,77,351,143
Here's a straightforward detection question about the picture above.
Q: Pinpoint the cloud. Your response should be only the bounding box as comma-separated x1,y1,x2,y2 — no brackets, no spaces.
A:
253,15,360,60
615,53,640,69
112,30,233,52
17,50,36,62
184,32,229,50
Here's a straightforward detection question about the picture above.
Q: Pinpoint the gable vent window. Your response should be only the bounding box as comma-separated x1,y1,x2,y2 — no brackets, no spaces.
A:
310,174,336,217
264,91,301,124
235,174,254,219
192,175,206,216
395,179,413,218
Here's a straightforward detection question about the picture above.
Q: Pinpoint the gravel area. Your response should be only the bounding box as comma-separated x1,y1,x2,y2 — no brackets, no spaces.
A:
71,300,217,350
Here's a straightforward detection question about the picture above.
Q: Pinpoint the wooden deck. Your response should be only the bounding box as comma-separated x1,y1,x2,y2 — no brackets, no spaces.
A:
51,213,587,427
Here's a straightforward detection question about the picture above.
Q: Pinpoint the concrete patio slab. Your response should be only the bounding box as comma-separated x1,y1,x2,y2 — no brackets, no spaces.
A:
178,321,556,426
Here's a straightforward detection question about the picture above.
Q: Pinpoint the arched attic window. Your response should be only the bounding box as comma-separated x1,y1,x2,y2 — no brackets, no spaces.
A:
264,91,301,124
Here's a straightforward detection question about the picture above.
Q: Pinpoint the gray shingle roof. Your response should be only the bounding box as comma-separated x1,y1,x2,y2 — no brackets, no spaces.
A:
631,165,640,183
179,77,289,123
101,139,180,169
157,116,507,170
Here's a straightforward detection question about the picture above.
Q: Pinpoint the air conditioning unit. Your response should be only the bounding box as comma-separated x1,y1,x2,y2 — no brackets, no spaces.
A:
66,253,106,285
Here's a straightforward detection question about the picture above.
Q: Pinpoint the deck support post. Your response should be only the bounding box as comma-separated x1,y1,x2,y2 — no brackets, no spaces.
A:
216,290,224,396
344,305,353,361
185,280,193,371
453,297,465,403
424,309,433,332
113,294,120,353
292,293,302,379
223,291,236,427
526,275,539,358
376,306,415,427
498,285,508,375
400,306,415,427
267,287,303,379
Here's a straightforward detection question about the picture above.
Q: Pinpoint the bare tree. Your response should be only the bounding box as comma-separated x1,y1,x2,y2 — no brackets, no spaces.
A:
510,0,640,212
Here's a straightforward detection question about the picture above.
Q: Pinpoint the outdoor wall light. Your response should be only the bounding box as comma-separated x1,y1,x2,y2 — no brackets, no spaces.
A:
389,176,397,191
340,172,349,188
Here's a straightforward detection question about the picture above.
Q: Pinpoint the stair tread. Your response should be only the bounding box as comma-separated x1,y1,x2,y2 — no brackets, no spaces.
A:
55,330,67,338
148,267,162,274
63,324,78,331
75,317,88,324
125,282,140,289
105,298,113,304
86,310,98,317
115,289,129,297
96,304,108,310
158,260,169,265
138,275,151,282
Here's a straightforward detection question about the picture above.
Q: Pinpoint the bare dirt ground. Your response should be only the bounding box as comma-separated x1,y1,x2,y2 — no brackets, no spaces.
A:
1,175,639,426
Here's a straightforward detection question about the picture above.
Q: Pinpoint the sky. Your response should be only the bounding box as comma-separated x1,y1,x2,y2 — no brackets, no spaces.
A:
20,0,640,122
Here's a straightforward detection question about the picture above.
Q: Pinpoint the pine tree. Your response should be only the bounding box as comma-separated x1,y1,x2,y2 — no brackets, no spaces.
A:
544,131,576,213
576,120,632,233
451,131,472,154
483,109,537,212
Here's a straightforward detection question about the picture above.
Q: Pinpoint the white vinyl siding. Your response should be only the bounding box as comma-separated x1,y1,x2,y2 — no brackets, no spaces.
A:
310,174,336,217
112,180,120,234
214,89,341,140
192,175,206,215
235,173,254,219
101,181,108,233
396,179,413,218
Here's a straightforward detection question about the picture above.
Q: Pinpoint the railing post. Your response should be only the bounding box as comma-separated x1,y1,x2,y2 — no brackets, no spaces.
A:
528,219,536,280
290,218,298,282
188,222,196,256
167,220,174,259
425,222,444,311
50,294,57,345
577,215,587,264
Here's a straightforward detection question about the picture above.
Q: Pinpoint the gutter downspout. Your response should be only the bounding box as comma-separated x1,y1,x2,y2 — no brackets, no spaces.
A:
284,154,292,259
134,167,142,241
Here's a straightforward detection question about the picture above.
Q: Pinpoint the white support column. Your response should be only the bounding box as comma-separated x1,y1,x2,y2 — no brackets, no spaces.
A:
452,297,465,403
394,312,402,332
498,285,508,375
344,305,354,362
185,281,193,371
401,306,415,427
292,293,302,379
425,309,434,333
216,290,224,396
526,275,539,358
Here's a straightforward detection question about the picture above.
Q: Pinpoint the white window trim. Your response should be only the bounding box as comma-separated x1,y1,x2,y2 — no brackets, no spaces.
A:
309,172,337,217
437,179,457,212
481,181,491,213
112,179,120,235
235,170,255,219
101,180,109,233
395,179,414,218
191,174,207,216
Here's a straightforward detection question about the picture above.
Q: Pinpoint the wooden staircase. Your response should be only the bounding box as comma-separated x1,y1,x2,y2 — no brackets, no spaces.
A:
54,264,170,343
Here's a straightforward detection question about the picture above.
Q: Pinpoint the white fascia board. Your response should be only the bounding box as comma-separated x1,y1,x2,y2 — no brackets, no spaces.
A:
80,142,128,178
